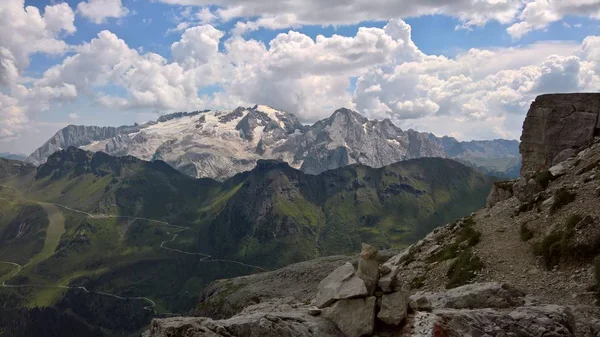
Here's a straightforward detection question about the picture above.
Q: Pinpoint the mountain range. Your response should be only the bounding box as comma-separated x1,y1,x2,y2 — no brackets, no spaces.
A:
0,147,493,336
27,106,520,180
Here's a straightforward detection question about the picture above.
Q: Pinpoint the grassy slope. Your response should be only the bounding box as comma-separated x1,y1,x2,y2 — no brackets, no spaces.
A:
0,150,494,336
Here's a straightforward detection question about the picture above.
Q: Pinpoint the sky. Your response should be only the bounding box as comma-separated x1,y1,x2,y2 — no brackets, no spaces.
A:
1,0,600,154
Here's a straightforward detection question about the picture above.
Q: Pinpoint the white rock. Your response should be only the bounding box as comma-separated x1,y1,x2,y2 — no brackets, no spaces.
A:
377,291,409,325
322,297,376,337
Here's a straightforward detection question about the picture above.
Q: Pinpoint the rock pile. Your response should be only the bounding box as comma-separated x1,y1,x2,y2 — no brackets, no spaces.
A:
309,243,598,337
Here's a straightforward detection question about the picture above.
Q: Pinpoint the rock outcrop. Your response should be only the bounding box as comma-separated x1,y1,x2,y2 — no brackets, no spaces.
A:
520,93,600,175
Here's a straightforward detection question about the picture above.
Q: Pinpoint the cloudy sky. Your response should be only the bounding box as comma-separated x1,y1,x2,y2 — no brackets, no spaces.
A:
1,0,600,154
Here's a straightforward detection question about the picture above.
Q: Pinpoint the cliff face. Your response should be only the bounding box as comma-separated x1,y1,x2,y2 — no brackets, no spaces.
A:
520,93,600,175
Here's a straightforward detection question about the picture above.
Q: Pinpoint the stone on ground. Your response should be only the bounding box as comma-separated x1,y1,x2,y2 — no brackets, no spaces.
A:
314,262,368,308
322,297,376,337
377,291,409,325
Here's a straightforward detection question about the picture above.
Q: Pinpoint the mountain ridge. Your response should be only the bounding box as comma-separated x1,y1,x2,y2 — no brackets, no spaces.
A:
27,106,520,180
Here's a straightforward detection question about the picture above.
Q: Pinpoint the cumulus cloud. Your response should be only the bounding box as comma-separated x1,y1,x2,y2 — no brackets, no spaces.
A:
0,0,76,80
508,0,600,39
77,0,129,24
171,25,224,65
5,3,600,146
0,93,28,141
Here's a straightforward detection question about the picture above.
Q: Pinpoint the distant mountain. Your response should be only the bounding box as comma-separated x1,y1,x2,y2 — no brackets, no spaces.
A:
0,152,27,161
27,106,520,180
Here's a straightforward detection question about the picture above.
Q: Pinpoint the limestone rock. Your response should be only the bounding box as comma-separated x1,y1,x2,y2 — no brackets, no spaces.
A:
377,265,400,293
520,93,600,175
553,148,577,165
437,305,576,337
409,296,432,312
356,243,380,295
549,162,568,177
322,297,376,337
314,262,368,308
144,302,345,337
486,181,514,208
513,177,544,202
410,282,525,310
377,291,409,325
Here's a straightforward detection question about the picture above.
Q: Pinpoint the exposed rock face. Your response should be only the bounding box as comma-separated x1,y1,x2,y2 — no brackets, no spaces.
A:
314,262,369,308
145,300,345,337
322,297,376,337
409,283,525,310
486,181,514,208
29,106,520,180
520,93,600,175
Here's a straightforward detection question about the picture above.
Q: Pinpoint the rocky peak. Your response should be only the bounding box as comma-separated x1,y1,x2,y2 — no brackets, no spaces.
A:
520,93,600,175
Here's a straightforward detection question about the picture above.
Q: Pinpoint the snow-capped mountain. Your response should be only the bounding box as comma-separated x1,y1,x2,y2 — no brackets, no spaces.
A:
27,105,520,180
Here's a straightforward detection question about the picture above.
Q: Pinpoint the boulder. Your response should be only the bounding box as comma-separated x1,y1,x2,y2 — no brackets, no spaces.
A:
513,177,544,202
377,265,400,293
520,93,600,175
409,282,525,310
314,262,368,308
549,162,568,177
437,305,576,337
486,181,514,208
409,296,432,312
356,243,380,295
552,148,577,165
377,291,409,325
322,297,376,337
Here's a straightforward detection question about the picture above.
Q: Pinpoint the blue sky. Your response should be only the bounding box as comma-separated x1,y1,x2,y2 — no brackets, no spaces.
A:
2,0,600,153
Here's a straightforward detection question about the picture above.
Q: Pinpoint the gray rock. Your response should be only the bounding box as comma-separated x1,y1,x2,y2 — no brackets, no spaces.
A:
409,296,432,312
513,177,544,202
486,182,514,208
195,255,355,319
377,265,400,293
553,148,577,165
410,282,525,310
439,305,576,337
520,93,600,175
144,302,345,337
377,291,409,325
322,297,376,337
314,262,368,308
356,243,380,295
307,307,322,316
549,162,568,177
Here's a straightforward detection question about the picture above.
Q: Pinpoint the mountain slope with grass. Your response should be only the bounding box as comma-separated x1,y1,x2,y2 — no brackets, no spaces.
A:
0,147,493,336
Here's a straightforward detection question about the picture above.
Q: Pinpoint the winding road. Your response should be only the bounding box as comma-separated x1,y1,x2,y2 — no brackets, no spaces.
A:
0,196,269,314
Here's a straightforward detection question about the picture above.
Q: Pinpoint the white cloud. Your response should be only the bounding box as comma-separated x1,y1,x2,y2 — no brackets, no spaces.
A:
0,0,76,80
0,93,28,141
158,0,522,31
68,112,80,120
171,25,224,65
77,0,129,24
508,0,600,39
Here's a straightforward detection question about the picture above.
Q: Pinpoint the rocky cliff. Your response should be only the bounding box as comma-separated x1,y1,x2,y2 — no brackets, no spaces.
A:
145,94,600,337
520,93,600,175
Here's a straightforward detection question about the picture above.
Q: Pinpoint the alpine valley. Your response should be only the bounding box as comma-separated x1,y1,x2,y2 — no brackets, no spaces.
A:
27,106,521,180
0,144,493,336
